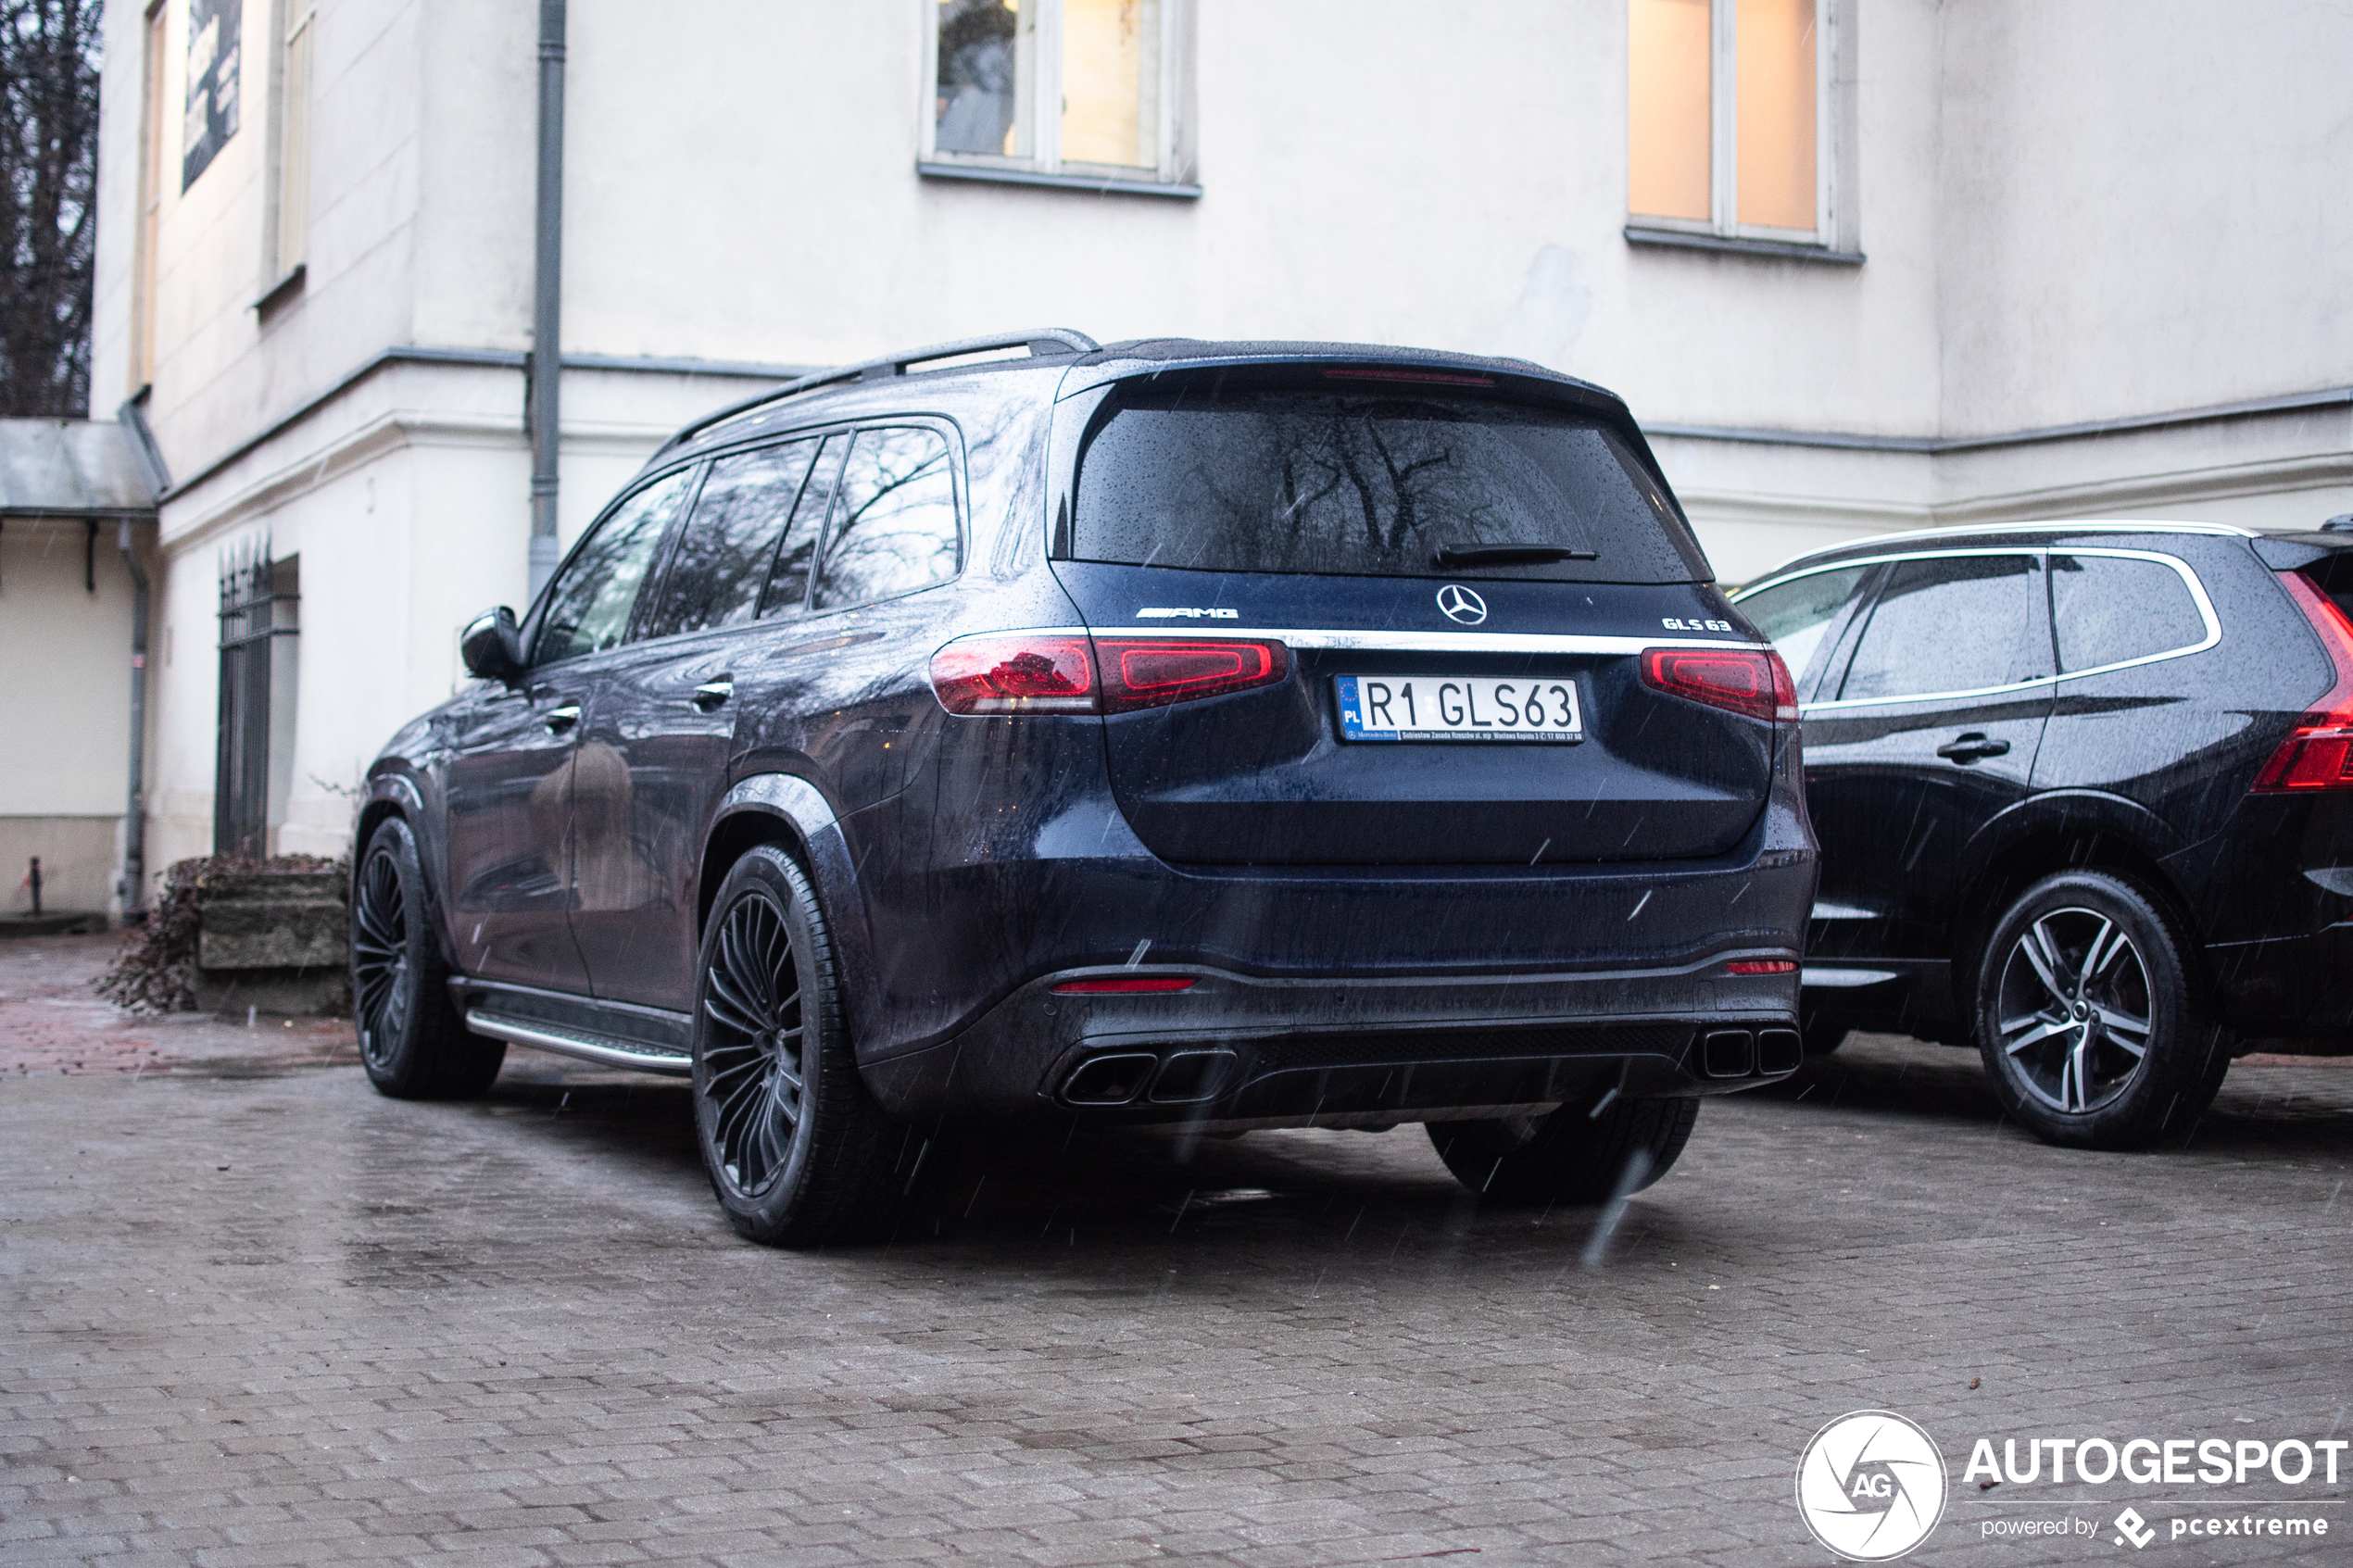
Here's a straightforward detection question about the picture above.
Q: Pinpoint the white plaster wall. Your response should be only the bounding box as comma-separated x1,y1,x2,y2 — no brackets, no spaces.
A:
0,519,134,816
1936,1,2353,435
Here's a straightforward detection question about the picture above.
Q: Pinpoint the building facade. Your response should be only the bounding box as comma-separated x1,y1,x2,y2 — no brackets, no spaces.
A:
82,0,2353,897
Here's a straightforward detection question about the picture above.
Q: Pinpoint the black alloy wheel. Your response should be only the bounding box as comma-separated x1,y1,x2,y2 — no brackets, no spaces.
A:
1428,1095,1700,1205
691,845,903,1246
351,816,504,1098
1974,870,2228,1149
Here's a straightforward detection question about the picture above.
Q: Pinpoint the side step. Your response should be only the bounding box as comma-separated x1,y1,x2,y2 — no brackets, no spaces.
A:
464,1010,694,1077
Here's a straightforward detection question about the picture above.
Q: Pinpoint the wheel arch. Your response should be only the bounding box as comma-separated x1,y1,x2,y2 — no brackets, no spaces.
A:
1952,792,2199,1015
698,775,882,1051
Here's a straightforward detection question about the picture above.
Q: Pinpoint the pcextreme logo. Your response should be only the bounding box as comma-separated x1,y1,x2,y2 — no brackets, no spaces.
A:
1795,1411,1951,1561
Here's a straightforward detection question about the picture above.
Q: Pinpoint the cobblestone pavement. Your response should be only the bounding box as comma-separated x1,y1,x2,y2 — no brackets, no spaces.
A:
3,935,2349,1566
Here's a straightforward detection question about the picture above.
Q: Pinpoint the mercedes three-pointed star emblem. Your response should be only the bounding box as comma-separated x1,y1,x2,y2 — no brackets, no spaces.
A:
1435,583,1489,625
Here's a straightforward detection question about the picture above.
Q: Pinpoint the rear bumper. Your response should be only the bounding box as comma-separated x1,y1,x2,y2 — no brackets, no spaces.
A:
861,957,1803,1126
2208,924,2353,1052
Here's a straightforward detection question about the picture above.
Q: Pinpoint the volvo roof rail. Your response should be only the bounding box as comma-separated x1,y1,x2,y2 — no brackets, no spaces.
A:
657,328,1100,457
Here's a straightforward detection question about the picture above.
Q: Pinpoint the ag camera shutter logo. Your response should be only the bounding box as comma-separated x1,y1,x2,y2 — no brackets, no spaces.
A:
1795,1411,1950,1561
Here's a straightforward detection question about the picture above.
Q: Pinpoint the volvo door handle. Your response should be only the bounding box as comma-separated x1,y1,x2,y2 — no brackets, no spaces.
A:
1936,733,2010,763
690,679,734,712
544,704,581,735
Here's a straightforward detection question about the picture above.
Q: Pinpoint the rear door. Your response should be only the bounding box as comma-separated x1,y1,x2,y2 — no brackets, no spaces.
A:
1049,370,1771,866
572,438,824,1010
1799,552,2056,968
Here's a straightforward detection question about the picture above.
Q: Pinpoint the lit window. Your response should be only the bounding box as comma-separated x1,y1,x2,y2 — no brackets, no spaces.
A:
1629,0,1831,243
925,0,1193,189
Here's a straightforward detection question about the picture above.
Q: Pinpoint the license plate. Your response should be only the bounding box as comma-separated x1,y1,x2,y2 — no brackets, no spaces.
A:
1334,674,1582,742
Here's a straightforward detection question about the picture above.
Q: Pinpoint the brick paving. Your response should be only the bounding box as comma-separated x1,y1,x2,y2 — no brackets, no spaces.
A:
2,935,2349,1565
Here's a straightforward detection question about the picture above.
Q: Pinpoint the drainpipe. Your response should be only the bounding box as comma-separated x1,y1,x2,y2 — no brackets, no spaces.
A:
526,0,567,602
118,521,150,921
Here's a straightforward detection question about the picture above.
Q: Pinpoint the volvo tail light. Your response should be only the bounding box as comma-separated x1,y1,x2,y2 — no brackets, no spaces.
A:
1641,646,1798,723
2252,571,2353,792
930,633,1289,716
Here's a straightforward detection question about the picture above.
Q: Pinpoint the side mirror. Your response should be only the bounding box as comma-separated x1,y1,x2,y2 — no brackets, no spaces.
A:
459,607,525,683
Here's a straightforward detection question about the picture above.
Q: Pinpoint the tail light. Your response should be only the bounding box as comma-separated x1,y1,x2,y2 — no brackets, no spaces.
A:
1641,646,1798,723
930,633,1289,717
2252,571,2353,792
1725,959,1798,974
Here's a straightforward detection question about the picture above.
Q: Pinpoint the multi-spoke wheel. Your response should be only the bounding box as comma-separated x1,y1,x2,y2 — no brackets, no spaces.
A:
351,817,504,1099
1974,871,2227,1149
691,845,903,1246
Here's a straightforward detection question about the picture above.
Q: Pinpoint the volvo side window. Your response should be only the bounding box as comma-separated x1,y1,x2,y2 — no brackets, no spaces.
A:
534,469,695,664
1733,566,1870,698
644,439,821,639
811,427,962,610
2051,555,2208,672
1840,555,2052,702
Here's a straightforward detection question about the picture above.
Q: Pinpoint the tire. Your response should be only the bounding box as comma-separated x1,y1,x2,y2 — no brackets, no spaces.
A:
1428,1096,1701,1206
691,844,907,1247
1973,870,2228,1150
350,817,505,1099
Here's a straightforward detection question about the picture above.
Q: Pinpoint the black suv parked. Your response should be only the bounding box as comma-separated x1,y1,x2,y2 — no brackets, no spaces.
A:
353,332,1816,1244
1734,521,2353,1148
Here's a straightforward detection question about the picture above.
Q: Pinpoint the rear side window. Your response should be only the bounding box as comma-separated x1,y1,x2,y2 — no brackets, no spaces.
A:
2051,554,2208,671
1071,378,1702,583
812,427,961,610
644,438,821,638
1840,555,2052,701
534,468,694,664
1734,566,1870,696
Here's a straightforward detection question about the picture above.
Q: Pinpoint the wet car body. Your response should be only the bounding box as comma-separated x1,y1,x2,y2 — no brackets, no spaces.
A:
1737,521,2353,1056
359,336,1816,1148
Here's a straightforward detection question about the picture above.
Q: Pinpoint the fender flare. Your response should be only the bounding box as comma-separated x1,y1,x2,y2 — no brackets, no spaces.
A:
707,774,883,1058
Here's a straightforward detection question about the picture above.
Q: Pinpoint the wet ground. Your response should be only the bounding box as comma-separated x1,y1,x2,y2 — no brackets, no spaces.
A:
3,933,2348,1564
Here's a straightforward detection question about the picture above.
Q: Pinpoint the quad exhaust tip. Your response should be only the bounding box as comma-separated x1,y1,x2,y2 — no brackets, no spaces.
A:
1061,1048,1239,1107
1702,1028,1802,1078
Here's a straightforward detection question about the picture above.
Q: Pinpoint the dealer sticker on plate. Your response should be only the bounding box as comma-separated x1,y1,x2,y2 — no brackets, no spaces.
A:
1334,675,1582,743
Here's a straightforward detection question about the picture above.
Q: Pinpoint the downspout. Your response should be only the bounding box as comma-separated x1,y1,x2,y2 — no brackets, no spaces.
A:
117,521,150,921
526,0,567,601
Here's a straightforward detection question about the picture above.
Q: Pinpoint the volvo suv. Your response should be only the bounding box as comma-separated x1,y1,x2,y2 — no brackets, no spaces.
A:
1735,520,2353,1149
352,332,1816,1244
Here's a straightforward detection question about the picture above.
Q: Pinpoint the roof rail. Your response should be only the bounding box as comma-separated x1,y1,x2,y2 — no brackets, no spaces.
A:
657,328,1099,456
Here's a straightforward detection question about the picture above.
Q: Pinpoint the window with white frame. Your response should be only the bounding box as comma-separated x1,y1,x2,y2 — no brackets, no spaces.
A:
924,0,1192,188
1629,0,1831,244
271,5,314,283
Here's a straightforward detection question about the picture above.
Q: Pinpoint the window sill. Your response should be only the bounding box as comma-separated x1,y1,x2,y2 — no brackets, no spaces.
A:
253,264,308,314
1624,226,1864,266
918,161,1202,200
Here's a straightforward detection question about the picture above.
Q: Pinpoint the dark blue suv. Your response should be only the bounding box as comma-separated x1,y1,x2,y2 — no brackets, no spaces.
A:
351,332,1816,1244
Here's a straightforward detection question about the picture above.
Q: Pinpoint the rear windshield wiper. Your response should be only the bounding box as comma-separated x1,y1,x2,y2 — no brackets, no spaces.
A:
1433,542,1598,567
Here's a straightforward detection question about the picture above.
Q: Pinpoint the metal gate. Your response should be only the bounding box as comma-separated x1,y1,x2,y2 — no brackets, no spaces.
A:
214,537,294,858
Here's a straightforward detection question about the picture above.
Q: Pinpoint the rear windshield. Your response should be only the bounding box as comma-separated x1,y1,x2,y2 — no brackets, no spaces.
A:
1070,376,1705,583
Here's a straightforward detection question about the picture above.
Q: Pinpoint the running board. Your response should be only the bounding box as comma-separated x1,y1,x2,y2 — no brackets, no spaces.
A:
464,1010,694,1077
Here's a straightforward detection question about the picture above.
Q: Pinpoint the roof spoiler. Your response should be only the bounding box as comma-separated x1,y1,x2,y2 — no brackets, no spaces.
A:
655,328,1099,458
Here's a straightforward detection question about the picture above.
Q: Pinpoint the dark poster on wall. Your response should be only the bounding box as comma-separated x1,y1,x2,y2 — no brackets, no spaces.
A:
182,0,241,190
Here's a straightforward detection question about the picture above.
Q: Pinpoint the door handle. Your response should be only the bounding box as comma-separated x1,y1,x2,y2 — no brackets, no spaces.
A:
1936,733,2010,763
544,704,581,735
690,679,734,712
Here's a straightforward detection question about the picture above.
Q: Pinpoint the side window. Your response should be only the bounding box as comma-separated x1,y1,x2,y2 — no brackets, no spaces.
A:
1840,555,2052,702
811,427,962,611
2051,555,2209,672
1734,565,1869,698
761,434,847,619
642,438,821,639
533,469,694,664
